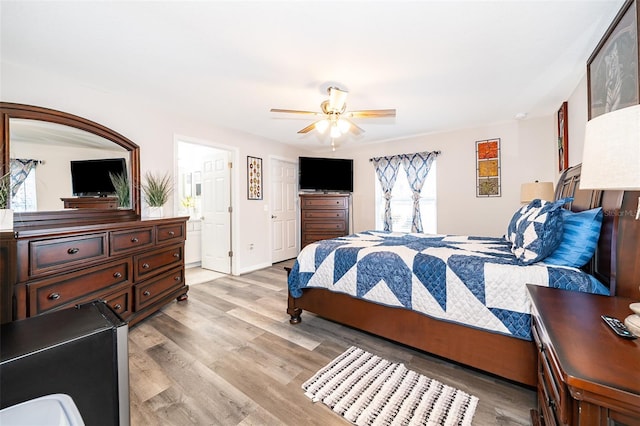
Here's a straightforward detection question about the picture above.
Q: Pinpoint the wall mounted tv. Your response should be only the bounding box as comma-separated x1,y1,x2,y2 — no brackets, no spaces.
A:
70,158,127,196
299,156,353,193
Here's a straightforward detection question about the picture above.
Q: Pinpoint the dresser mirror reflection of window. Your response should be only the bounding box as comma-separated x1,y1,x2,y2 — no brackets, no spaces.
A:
9,119,131,212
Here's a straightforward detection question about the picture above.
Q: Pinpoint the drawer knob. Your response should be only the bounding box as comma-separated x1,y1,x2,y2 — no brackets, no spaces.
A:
168,231,175,236
113,272,122,278
142,263,150,269
48,293,61,300
174,276,181,281
67,247,80,255
143,290,151,296
173,253,180,258
113,304,122,310
131,237,139,243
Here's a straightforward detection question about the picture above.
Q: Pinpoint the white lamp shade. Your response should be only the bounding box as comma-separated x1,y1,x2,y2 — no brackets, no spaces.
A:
330,124,341,138
315,119,329,134
580,104,640,190
521,181,555,203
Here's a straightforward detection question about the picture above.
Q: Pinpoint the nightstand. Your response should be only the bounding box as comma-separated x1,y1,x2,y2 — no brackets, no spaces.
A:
527,285,640,426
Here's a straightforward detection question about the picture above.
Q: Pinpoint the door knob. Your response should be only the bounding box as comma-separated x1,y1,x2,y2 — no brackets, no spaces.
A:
271,215,277,219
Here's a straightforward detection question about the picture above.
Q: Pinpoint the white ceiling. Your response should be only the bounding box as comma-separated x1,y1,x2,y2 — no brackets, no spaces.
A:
0,1,626,151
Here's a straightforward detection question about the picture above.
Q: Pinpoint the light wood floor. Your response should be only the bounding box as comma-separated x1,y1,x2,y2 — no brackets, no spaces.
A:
128,261,536,425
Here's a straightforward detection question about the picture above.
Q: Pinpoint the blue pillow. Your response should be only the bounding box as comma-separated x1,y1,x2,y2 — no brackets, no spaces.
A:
507,198,571,264
505,204,530,242
544,207,603,268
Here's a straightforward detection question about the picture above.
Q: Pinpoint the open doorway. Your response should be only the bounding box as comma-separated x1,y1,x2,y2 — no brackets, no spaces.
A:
176,138,235,274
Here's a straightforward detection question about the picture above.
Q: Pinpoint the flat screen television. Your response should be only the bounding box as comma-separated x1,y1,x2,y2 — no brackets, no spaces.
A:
70,158,127,196
299,156,353,193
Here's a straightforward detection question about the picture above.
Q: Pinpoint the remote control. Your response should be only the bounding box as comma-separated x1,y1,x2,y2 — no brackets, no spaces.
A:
601,315,637,339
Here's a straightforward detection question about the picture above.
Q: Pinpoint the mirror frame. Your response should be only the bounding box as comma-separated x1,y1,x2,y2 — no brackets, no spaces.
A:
1,102,141,229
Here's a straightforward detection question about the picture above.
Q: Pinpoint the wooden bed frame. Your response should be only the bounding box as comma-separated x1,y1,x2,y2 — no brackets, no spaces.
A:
287,164,640,387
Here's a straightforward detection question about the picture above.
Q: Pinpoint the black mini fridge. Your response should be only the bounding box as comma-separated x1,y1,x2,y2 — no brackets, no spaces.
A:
0,301,130,425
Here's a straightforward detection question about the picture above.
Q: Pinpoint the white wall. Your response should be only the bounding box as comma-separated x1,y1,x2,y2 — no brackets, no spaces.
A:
1,61,310,274
566,73,590,169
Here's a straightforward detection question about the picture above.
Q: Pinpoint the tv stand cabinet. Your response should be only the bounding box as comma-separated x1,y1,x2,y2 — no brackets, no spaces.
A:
5,217,189,326
300,193,350,248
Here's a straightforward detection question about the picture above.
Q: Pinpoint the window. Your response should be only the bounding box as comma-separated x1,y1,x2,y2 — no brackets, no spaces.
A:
11,170,37,212
375,162,437,234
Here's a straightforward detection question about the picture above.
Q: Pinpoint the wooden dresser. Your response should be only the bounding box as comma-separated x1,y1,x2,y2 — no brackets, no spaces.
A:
528,285,640,426
300,193,350,248
4,217,189,326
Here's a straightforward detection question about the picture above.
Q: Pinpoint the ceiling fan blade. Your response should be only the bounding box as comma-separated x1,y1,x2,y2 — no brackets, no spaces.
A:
346,119,365,135
297,121,319,134
347,109,396,118
328,87,348,112
270,108,320,115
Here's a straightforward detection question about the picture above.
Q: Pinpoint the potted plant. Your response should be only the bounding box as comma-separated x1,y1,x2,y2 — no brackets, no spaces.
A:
109,171,130,208
0,172,12,230
142,171,173,217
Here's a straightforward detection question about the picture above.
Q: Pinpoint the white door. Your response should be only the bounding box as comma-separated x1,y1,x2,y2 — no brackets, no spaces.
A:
201,151,231,273
271,158,298,263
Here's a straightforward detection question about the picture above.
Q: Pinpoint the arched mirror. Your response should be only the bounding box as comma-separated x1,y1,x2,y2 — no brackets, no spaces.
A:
1,103,141,228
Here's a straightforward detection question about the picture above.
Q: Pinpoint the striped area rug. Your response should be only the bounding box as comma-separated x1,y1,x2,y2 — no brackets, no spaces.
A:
302,346,478,426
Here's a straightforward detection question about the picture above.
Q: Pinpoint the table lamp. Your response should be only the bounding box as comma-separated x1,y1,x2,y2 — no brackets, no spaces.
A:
580,104,640,335
520,181,555,203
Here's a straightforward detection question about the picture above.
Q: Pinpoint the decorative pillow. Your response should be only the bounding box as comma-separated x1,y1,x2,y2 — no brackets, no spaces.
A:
506,198,572,264
544,207,603,268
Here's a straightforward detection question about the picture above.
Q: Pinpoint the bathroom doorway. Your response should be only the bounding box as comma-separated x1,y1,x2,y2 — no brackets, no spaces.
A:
176,139,234,274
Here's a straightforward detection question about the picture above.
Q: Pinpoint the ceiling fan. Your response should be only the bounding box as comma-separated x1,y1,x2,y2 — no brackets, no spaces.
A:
270,87,396,140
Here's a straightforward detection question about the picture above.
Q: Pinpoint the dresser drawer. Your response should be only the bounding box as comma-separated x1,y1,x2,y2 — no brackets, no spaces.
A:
134,244,183,281
28,258,131,315
303,210,346,220
156,222,185,243
301,196,348,209
103,286,132,320
537,374,558,426
532,317,571,425
29,233,108,277
302,221,346,232
135,267,184,310
110,227,154,255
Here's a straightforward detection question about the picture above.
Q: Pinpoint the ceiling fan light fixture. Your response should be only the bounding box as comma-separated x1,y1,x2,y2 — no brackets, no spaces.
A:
337,118,350,134
330,124,342,138
328,87,348,112
270,86,396,146
315,119,329,134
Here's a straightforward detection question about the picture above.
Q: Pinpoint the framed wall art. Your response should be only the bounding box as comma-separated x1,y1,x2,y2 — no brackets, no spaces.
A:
476,138,501,197
247,156,262,200
587,0,639,119
557,101,569,172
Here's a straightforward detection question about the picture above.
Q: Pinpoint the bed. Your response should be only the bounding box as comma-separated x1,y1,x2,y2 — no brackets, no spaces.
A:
286,164,640,386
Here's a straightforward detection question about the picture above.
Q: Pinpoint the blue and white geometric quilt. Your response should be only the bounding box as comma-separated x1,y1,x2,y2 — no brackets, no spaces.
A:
288,231,608,340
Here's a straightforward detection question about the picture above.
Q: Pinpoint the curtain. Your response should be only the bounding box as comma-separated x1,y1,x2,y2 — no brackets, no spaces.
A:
371,155,402,231
401,152,437,232
10,159,39,198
